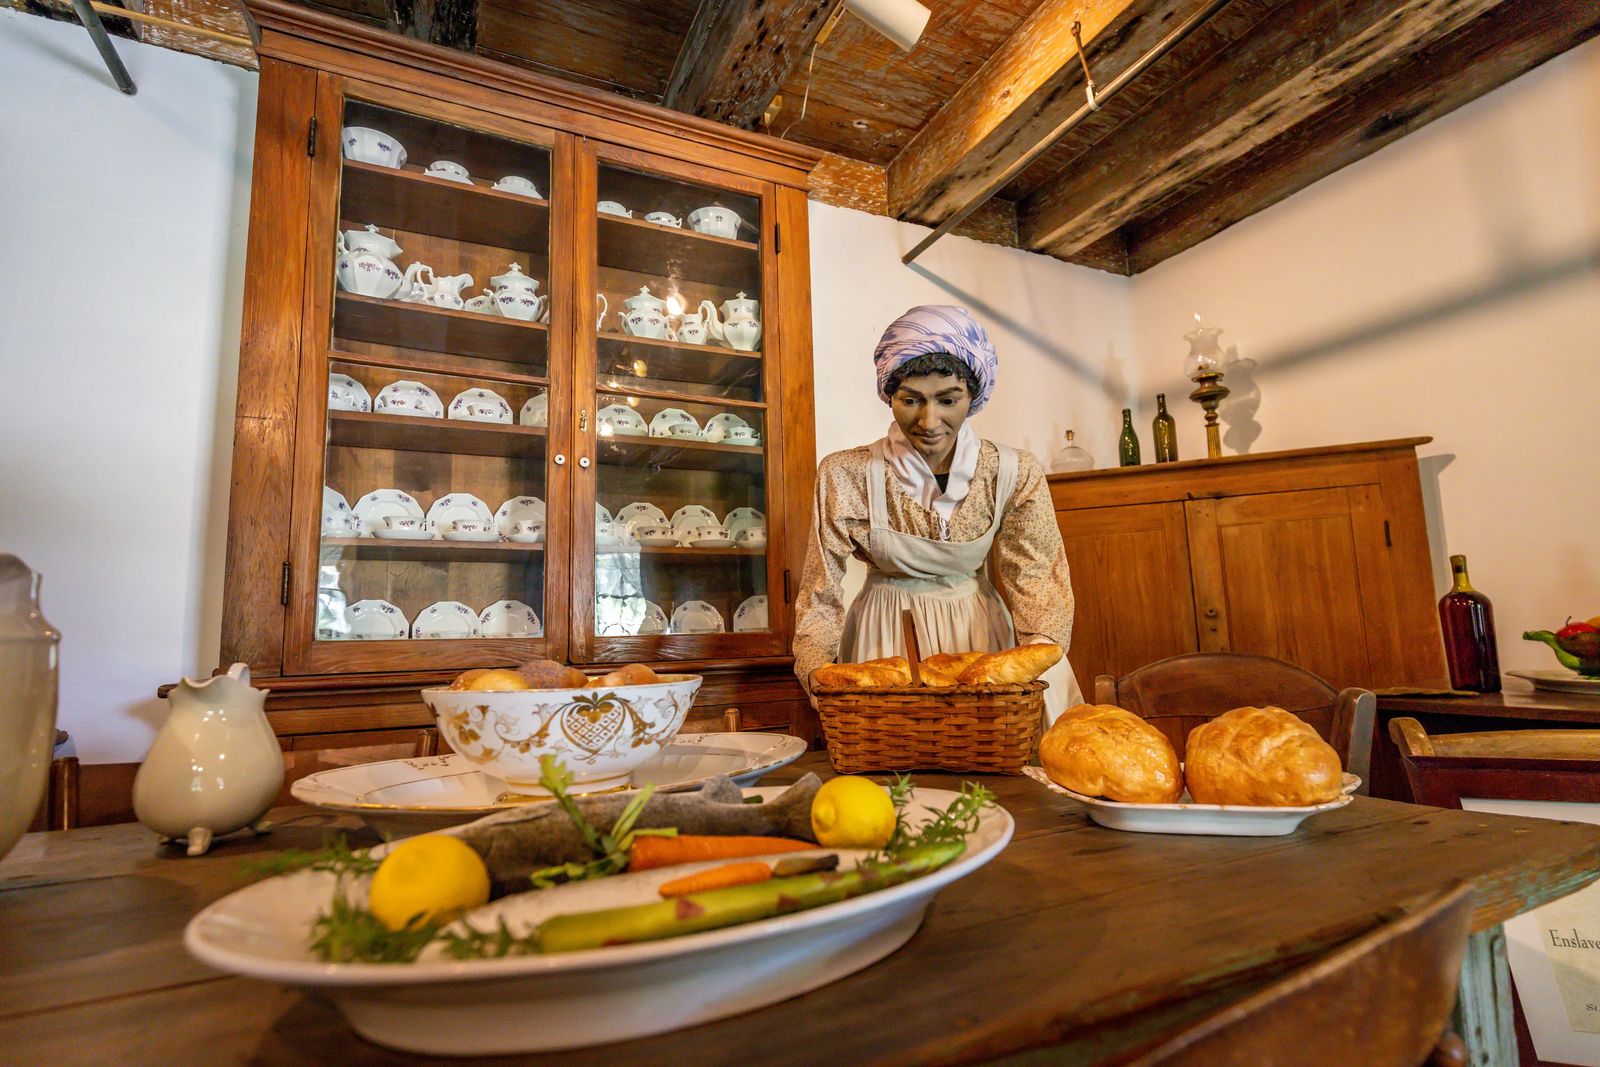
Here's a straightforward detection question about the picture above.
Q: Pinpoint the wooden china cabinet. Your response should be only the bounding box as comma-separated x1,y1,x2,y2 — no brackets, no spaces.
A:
220,1,823,749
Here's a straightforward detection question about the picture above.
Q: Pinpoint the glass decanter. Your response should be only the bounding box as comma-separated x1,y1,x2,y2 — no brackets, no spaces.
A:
1054,430,1095,473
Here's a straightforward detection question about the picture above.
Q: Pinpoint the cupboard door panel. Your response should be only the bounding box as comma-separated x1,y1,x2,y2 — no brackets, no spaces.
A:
1195,487,1374,688
1056,503,1198,696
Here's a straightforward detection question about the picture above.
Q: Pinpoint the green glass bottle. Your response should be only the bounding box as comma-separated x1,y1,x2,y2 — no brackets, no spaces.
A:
1152,394,1178,463
1118,408,1141,467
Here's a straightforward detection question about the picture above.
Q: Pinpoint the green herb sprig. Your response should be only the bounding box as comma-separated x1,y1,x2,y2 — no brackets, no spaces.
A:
526,755,676,888
241,834,381,880
867,775,996,863
310,891,440,963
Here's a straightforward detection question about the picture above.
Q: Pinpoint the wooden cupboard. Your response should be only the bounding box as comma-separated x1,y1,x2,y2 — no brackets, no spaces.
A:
216,1,823,744
1049,439,1449,696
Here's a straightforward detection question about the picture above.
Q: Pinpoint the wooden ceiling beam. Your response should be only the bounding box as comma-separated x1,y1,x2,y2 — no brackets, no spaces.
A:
885,0,1216,225
1020,0,1523,259
662,0,844,129
391,0,476,50
1119,0,1600,272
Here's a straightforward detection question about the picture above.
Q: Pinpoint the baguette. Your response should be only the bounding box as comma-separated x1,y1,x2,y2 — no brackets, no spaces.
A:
957,643,1064,685
811,657,914,689
921,651,985,678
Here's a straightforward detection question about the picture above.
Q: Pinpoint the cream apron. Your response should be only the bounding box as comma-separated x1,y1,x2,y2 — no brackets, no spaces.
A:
839,441,1082,726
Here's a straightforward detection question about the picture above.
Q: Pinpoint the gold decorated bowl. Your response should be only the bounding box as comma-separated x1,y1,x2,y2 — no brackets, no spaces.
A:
420,675,702,793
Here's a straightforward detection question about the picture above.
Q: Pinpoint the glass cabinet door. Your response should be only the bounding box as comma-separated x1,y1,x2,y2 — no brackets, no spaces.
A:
292,88,562,671
581,153,784,660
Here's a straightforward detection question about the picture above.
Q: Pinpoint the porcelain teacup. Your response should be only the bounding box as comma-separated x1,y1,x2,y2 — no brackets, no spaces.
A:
644,211,682,227
598,200,632,218
425,160,470,183
492,175,540,197
511,519,544,540
687,206,741,239
464,290,499,315
382,515,423,532
450,519,490,536
724,425,758,444
667,422,701,439
464,402,504,421
735,526,767,546
686,523,731,545
634,523,675,543
322,512,358,536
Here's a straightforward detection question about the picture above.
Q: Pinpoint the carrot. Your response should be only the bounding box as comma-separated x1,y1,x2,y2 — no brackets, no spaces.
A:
657,861,774,898
627,834,814,871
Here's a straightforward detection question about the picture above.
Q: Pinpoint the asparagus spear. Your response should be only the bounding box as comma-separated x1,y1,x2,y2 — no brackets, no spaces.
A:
537,841,965,953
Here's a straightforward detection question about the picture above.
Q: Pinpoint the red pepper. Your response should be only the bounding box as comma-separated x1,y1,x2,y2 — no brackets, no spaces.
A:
1556,618,1600,639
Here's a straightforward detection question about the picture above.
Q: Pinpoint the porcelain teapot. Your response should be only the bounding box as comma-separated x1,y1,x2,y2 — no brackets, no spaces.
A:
491,263,539,296
619,286,673,339
700,292,762,350
132,663,284,856
335,224,404,299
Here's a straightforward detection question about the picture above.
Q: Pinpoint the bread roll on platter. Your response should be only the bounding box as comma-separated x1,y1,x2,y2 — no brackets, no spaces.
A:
1039,704,1183,804
1184,706,1343,807
956,643,1064,686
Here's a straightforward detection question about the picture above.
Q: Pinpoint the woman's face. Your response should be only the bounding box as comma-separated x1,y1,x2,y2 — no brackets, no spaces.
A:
891,372,972,469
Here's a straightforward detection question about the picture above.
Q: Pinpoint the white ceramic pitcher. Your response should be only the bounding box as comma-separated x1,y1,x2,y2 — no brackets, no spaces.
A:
0,555,59,863
132,663,284,856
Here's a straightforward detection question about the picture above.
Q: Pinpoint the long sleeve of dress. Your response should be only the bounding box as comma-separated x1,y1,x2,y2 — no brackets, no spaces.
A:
994,451,1074,650
791,456,862,691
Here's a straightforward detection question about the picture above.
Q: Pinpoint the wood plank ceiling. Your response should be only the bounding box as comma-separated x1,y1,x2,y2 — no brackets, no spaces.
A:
29,0,1600,273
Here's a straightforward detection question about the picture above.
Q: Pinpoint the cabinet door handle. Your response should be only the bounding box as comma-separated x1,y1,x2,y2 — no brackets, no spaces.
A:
579,457,591,469
554,453,566,466
578,409,589,433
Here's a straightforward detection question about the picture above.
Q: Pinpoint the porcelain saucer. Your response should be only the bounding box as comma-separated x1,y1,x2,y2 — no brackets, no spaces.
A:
425,493,493,534
616,501,669,532
447,388,512,423
412,601,479,639
374,380,444,419
723,507,765,539
670,504,718,532
373,527,436,541
702,412,749,443
733,595,768,632
352,489,423,538
597,403,649,437
345,599,408,640
519,391,548,427
328,373,372,413
671,599,725,634
479,599,541,638
494,495,546,537
440,530,500,542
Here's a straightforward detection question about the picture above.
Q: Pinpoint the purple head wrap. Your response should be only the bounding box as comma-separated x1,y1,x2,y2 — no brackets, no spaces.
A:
872,305,999,414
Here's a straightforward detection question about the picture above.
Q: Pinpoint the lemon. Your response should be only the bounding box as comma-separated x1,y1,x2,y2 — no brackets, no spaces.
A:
367,835,490,931
811,776,897,849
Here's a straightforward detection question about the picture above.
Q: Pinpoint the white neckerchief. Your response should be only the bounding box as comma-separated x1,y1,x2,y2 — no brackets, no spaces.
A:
882,421,981,540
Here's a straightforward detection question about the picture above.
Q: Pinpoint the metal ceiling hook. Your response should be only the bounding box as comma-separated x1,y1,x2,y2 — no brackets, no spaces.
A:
1071,20,1100,112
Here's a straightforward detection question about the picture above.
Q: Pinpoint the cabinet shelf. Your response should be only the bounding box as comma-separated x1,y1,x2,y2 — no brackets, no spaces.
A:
332,348,549,389
598,545,765,557
596,435,763,473
598,213,759,289
341,160,551,250
328,410,547,457
595,332,762,391
320,537,544,563
334,293,548,366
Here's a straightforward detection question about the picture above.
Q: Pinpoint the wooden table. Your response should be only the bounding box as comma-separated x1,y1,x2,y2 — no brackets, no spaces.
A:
4,752,1600,1066
1371,679,1600,800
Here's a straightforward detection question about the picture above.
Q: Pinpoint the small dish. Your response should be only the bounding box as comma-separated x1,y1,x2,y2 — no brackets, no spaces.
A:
733,595,768,632
412,601,480,640
340,126,406,168
1506,669,1600,694
649,408,700,439
371,527,436,541
374,380,444,419
519,390,548,428
344,599,408,640
448,388,512,424
424,160,471,184
492,175,541,198
479,600,542,638
352,489,423,538
441,530,500,542
327,373,371,413
670,600,725,634
615,501,669,532
702,412,750,443
670,504,719,532
425,493,493,535
597,403,649,437
494,496,546,538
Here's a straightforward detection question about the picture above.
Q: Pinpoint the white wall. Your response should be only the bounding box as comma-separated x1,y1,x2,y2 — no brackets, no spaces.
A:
0,11,256,761
1130,36,1600,673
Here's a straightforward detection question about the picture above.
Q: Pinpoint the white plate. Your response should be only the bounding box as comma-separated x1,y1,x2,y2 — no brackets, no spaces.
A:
494,496,546,537
290,732,807,835
344,599,408,640
690,536,736,549
636,534,681,548
352,489,423,539
597,403,649,437
702,412,750,443
412,601,480,640
733,595,768,632
519,391,548,427
322,486,358,537
1507,669,1600,694
1022,766,1361,836
374,380,444,419
479,599,542,638
616,501,669,532
372,527,436,541
440,530,500,542
649,408,701,439
670,504,719,532
723,507,765,539
425,493,493,535
671,600,725,634
447,388,512,424
188,784,1011,1055
328,373,372,413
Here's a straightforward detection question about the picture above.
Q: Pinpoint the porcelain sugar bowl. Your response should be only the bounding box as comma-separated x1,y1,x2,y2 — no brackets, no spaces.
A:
619,286,672,339
132,663,284,856
491,263,548,321
335,224,405,299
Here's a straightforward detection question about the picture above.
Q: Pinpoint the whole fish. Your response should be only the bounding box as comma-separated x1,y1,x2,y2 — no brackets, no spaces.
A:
455,773,821,896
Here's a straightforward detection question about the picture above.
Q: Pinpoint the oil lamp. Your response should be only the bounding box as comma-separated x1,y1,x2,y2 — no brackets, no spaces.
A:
1184,313,1230,459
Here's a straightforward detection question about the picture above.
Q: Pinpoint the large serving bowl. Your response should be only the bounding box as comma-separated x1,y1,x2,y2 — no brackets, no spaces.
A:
420,675,701,793
341,126,407,168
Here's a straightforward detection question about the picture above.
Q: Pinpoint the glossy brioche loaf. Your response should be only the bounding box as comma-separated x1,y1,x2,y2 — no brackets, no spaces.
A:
811,657,914,689
1184,706,1344,806
957,643,1064,685
1039,704,1183,804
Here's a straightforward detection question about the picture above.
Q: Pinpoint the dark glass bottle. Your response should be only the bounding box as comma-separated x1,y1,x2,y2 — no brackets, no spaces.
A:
1438,554,1501,692
1118,408,1141,467
1152,394,1178,463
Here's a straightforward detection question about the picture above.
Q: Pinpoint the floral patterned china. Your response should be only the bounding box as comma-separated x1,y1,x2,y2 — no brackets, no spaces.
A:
733,595,769,632
670,504,719,532
335,224,404,298
671,600,725,634
412,601,480,640
340,126,406,168
519,390,548,427
685,524,734,548
352,489,423,538
494,495,546,538
597,403,649,437
374,380,444,418
327,373,371,413
597,200,632,217
722,507,765,539
343,599,408,640
321,487,354,537
492,175,540,197
448,388,512,424
644,211,682,227
687,204,741,239
425,493,492,535
649,408,701,439
633,524,679,547
424,160,470,183
616,501,669,532
702,412,749,443
478,600,541,638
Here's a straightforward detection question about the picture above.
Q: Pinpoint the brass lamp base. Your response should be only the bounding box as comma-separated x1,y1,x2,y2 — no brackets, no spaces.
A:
1189,371,1230,459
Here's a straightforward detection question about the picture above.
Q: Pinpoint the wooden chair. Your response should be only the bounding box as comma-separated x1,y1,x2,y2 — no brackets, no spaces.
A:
1095,652,1375,789
682,706,742,734
1126,884,1474,1067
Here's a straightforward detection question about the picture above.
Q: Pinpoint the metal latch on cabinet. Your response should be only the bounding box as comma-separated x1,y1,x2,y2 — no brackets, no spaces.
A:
281,561,291,605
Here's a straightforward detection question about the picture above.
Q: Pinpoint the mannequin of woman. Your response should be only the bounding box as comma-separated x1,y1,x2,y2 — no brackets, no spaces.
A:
792,304,1082,725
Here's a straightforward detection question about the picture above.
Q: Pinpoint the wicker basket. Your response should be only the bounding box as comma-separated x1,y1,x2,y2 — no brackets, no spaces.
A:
813,681,1046,774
